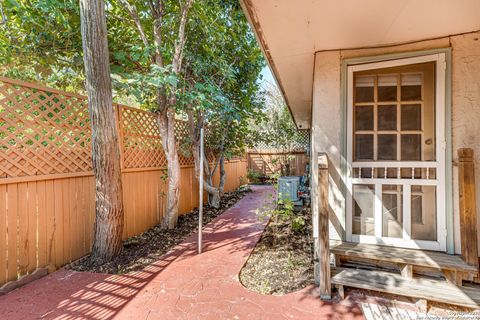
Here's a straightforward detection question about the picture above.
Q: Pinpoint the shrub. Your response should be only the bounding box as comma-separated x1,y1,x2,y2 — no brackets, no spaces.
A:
247,169,264,184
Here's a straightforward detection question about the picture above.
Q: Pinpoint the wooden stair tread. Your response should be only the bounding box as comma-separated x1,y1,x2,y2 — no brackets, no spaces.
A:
330,241,478,274
332,267,480,309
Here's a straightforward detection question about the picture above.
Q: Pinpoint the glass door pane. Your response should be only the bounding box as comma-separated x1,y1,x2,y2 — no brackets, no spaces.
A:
411,186,437,241
352,184,375,236
382,185,403,238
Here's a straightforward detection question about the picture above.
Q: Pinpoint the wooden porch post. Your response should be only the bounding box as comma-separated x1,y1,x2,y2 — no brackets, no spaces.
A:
458,148,479,279
317,153,331,299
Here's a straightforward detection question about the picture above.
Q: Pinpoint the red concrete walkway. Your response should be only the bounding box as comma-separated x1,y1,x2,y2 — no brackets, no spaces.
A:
0,186,363,320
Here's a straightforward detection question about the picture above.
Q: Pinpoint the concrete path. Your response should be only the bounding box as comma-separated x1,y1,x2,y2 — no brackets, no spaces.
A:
0,186,363,319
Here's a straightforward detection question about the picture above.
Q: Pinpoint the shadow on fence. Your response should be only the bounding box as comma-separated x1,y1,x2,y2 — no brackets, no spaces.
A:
0,76,247,290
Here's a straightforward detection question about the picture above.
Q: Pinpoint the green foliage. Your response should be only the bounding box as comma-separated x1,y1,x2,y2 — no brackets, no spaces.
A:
0,0,84,91
247,169,263,184
256,189,305,235
1,0,266,179
249,84,303,175
181,0,265,160
1,0,265,125
249,84,299,152
285,252,308,272
274,197,304,233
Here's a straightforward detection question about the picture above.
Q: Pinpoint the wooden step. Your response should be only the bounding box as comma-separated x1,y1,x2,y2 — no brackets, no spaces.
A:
330,241,478,275
332,267,480,309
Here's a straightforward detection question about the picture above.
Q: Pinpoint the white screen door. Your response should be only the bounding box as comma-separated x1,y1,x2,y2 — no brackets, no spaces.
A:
346,54,447,251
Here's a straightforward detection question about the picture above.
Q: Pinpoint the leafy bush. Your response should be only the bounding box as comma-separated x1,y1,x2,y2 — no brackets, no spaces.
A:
247,169,264,184
276,198,305,232
255,187,306,244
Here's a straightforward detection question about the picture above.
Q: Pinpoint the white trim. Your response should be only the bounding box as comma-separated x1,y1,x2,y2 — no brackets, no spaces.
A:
374,184,382,238
403,185,412,240
351,178,438,186
434,53,447,252
349,54,442,73
351,234,444,251
346,65,355,242
352,161,437,168
346,53,447,251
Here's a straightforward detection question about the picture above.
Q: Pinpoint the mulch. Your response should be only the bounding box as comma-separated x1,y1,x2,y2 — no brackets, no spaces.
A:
239,206,315,295
68,187,251,274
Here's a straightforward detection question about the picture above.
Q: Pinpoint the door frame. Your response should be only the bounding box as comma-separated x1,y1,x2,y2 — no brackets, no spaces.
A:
344,53,448,251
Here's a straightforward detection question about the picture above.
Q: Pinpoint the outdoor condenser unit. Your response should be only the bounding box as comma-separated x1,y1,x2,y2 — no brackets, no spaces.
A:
278,176,301,202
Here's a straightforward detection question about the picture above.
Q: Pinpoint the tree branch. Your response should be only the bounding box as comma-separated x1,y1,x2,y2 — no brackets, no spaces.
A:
118,0,151,53
151,0,164,67
172,0,194,74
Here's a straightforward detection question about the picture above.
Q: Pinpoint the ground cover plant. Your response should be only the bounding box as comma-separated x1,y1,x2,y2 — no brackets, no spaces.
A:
240,193,314,295
69,187,251,274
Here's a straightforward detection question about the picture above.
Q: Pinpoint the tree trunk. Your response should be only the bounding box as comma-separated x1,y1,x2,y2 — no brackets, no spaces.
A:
218,153,226,194
157,110,181,229
206,175,221,208
186,112,224,209
152,0,193,229
80,0,124,262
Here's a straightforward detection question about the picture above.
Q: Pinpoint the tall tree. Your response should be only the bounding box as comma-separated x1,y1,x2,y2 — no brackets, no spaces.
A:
114,0,194,229
2,0,265,218
79,0,124,262
250,83,299,176
183,0,265,207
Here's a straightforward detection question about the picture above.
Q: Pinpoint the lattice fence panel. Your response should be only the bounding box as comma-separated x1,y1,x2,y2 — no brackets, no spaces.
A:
120,107,198,169
174,120,195,166
0,77,243,177
0,78,92,178
251,129,310,151
120,106,167,169
293,129,310,149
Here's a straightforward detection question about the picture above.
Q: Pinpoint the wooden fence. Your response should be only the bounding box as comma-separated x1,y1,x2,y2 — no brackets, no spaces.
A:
0,77,247,287
247,150,308,176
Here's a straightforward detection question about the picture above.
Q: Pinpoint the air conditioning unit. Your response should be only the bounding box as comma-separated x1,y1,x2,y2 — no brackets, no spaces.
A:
278,176,301,202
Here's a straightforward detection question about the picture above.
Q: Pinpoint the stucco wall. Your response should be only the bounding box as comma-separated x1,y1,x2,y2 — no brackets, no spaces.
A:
451,32,480,255
311,31,480,255
311,51,343,240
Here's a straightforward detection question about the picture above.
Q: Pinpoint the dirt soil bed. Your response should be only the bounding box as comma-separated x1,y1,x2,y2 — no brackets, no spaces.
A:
239,206,314,295
68,187,251,274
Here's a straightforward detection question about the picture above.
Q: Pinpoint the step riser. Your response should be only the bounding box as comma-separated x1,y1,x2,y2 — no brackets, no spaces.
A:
332,267,480,310
331,241,478,276
337,256,447,280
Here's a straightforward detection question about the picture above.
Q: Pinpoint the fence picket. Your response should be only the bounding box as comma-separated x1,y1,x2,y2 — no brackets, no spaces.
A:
0,185,6,284
27,182,37,273
45,180,55,271
6,184,18,282
17,183,29,276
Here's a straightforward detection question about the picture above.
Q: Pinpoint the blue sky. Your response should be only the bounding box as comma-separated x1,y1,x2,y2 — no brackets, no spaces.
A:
260,66,276,89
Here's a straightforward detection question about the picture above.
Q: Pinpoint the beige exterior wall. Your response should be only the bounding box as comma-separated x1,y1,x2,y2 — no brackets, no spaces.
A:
311,31,480,254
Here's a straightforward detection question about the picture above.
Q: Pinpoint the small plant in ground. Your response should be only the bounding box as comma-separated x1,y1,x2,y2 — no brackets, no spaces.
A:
269,172,281,184
240,200,314,295
291,214,306,233
284,252,308,278
276,197,305,233
238,184,252,193
255,188,306,247
247,169,265,184
259,279,271,295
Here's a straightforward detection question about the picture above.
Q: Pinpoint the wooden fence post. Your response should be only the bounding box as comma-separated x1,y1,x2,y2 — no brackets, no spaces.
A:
458,148,479,279
317,153,331,299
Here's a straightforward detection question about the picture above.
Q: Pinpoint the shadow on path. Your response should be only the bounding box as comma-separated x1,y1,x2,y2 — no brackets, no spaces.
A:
0,186,364,320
